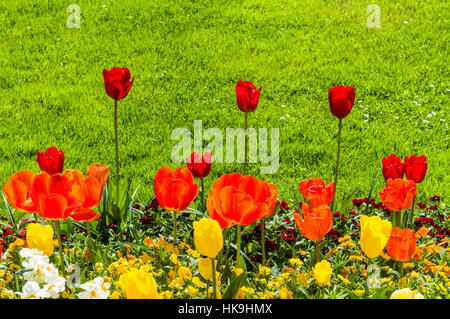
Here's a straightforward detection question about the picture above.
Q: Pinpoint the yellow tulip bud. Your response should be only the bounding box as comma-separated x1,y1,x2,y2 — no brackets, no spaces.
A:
26,223,54,257
118,268,159,299
359,215,392,259
313,260,332,286
193,218,223,258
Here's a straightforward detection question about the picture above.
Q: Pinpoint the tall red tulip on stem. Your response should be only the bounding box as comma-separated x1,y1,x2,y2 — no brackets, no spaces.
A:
186,152,212,215
102,67,134,205
235,80,262,264
154,167,199,243
404,155,427,228
328,86,355,211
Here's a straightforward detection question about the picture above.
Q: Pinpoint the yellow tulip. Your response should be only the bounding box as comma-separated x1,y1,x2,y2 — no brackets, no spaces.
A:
118,268,159,299
26,223,54,256
198,258,213,281
313,260,332,286
359,215,392,259
390,288,423,299
193,218,223,258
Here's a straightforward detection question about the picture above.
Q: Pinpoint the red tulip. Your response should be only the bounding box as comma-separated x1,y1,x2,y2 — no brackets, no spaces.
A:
404,155,427,183
294,203,333,242
153,167,198,212
299,178,335,209
186,152,212,179
235,81,261,112
36,147,65,175
328,86,355,119
102,67,134,101
30,170,83,220
382,154,404,181
68,170,106,222
386,227,417,262
206,173,278,228
379,178,417,212
2,171,37,213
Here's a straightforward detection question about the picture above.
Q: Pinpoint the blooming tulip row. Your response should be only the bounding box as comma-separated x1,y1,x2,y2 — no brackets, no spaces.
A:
0,67,447,300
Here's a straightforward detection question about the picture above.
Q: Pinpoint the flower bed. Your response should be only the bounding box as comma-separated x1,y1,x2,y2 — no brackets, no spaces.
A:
0,71,448,300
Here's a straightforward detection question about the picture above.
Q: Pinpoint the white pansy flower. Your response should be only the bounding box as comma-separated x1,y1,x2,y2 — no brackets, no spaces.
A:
77,277,110,299
19,281,51,299
42,277,67,299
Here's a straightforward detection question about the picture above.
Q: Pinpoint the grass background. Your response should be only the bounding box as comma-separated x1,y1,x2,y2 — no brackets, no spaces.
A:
0,0,448,214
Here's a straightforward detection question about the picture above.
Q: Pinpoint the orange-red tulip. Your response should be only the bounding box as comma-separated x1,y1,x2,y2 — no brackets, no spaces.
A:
68,169,106,222
379,178,417,212
30,170,83,220
2,171,36,213
154,167,198,212
294,203,333,242
299,178,335,208
207,173,278,228
386,227,417,262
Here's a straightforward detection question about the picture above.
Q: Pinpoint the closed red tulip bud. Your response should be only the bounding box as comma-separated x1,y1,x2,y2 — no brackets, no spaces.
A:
37,147,65,175
386,227,417,262
404,155,427,183
328,86,355,119
382,154,404,181
186,152,212,179
102,67,134,101
235,81,261,112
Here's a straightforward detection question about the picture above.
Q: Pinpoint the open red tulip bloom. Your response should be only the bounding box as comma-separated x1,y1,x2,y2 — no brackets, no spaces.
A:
299,178,335,209
294,203,333,242
328,86,355,119
186,152,212,179
2,170,37,213
154,167,199,212
207,173,278,228
386,227,417,262
29,168,107,221
235,81,262,113
3,164,108,221
404,155,427,183
382,153,404,181
379,178,417,212
37,147,65,175
103,67,134,101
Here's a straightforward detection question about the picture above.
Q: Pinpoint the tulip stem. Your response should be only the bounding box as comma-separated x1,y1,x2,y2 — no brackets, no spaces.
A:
201,177,206,215
211,258,217,299
86,222,95,263
391,210,402,229
114,99,120,205
261,218,266,265
54,220,66,277
172,211,178,243
315,240,321,265
332,118,342,212
236,224,242,265
243,111,248,175
407,197,416,229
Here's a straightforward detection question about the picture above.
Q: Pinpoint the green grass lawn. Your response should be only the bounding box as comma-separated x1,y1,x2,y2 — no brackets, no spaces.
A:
0,0,448,215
